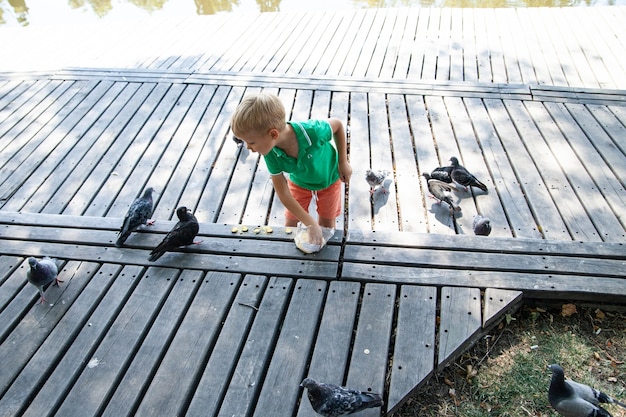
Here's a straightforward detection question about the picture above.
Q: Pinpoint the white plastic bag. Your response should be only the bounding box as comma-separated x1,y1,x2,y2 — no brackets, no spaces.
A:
294,223,335,253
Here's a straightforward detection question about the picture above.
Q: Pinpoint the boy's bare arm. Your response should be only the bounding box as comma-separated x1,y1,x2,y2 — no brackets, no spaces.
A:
271,174,323,244
328,118,352,183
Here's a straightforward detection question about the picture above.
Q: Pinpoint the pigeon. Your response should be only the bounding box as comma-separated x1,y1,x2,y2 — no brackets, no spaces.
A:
449,156,488,192
148,206,201,261
26,257,63,304
232,135,244,147
428,165,454,184
548,364,626,417
423,173,460,212
473,214,492,236
365,169,389,195
300,378,384,417
116,187,155,247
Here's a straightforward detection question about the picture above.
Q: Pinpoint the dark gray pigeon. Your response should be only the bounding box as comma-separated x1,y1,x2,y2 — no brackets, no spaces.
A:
232,135,244,147
473,215,492,236
116,187,155,247
148,206,201,262
365,169,389,195
429,165,454,184
27,257,63,304
300,378,383,417
423,173,460,212
548,364,626,417
449,156,488,192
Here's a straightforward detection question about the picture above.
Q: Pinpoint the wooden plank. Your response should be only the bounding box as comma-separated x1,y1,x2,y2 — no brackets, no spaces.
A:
404,95,454,235
80,82,184,216
133,271,239,417
422,96,460,233
483,288,523,328
390,8,420,79
493,9,522,84
345,283,396,417
0,263,117,417
0,236,340,278
107,84,199,218
515,8,552,85
15,264,143,417
461,8,478,82
184,274,268,417
301,10,348,75
517,100,601,241
0,261,97,389
422,8,441,80
323,10,367,77
387,94,426,232
339,9,377,77
537,102,625,242
347,92,373,231
443,96,497,236
276,12,331,75
253,279,327,417
8,81,127,212
296,280,361,417
566,103,626,186
366,8,398,78
435,8,452,81
217,277,293,417
235,13,296,73
52,267,179,417
554,104,626,216
342,244,625,278
149,84,219,219
0,80,85,196
387,285,436,414
72,82,166,216
193,86,249,223
486,99,569,240
101,269,205,417
406,7,430,79
438,286,481,368
344,229,626,258
369,92,398,231
340,263,626,303
463,97,541,238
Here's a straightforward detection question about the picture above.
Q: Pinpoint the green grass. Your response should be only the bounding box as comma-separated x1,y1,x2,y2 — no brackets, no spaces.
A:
396,305,626,417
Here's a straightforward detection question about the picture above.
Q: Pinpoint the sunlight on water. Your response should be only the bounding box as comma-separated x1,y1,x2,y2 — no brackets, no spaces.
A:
0,0,624,27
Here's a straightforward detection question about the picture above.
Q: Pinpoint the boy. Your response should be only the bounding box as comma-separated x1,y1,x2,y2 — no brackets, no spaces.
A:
231,93,352,246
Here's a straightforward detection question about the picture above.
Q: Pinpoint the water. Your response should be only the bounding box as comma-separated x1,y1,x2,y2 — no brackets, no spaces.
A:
1,0,624,27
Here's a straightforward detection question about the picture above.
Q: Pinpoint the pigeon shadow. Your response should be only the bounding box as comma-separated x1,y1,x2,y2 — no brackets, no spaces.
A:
428,201,462,230
371,179,392,213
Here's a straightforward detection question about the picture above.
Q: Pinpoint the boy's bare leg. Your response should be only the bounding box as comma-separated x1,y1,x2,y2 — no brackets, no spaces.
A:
318,217,335,228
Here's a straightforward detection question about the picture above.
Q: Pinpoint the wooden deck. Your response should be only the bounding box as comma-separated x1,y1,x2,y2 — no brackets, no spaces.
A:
0,6,625,417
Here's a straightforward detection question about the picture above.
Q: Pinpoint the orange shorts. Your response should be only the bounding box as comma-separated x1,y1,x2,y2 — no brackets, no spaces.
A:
285,179,343,222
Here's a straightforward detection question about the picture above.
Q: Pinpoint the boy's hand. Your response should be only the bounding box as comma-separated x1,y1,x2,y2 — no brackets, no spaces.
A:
339,161,352,183
307,223,324,246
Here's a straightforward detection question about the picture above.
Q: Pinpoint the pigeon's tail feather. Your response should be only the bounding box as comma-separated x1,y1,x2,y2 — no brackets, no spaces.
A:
475,180,488,192
148,246,165,262
614,399,626,409
355,392,384,412
116,231,130,247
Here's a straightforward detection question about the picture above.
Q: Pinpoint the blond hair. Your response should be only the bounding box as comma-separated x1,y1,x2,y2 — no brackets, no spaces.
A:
231,93,286,136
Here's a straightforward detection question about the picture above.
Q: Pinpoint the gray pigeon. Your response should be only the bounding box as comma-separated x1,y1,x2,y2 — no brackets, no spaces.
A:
365,169,389,195
429,165,454,184
423,173,460,212
548,364,626,417
300,378,383,417
27,257,63,304
148,206,200,262
116,187,155,247
473,215,492,236
449,156,488,192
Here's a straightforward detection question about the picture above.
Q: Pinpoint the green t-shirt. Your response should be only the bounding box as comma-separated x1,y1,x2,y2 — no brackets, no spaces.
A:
263,120,339,191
